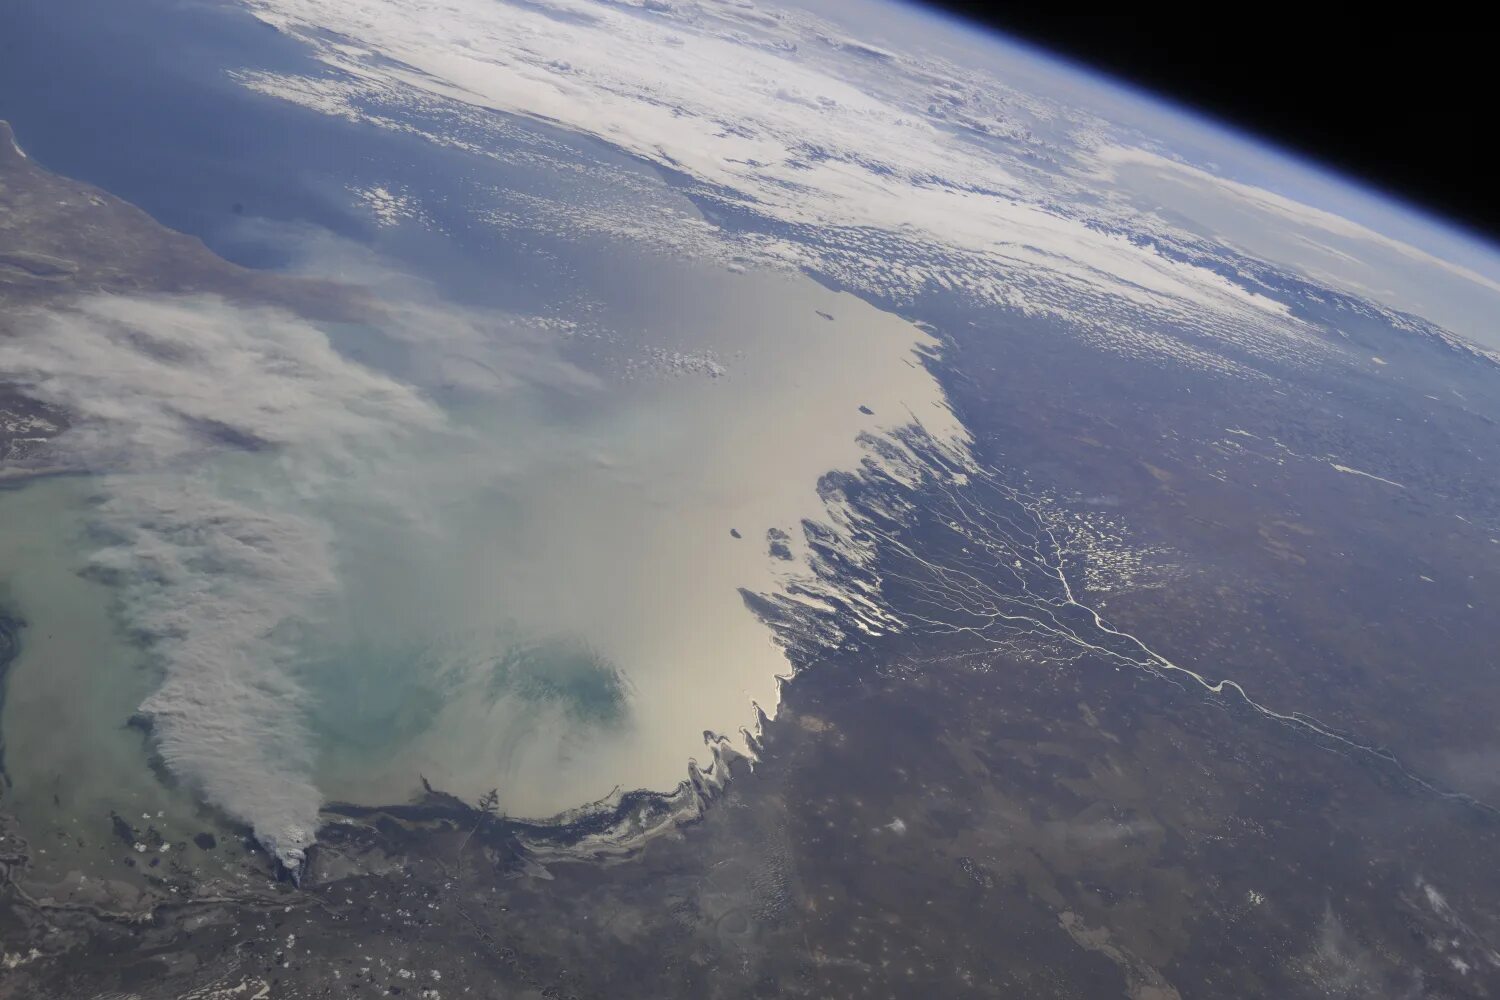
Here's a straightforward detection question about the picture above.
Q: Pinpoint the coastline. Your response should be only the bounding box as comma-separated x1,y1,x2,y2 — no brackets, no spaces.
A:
314,723,756,878
0,607,20,789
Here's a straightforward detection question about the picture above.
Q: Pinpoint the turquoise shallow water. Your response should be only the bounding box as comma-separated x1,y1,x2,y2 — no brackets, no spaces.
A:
0,0,967,873
0,254,962,877
0,477,221,885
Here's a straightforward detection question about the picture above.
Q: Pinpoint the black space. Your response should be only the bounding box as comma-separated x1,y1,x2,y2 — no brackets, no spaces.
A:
921,8,1496,244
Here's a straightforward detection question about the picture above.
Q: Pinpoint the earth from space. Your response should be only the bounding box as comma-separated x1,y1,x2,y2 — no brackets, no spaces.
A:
3,1,1500,997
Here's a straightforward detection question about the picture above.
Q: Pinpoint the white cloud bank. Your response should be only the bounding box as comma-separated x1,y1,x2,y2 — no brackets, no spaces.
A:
236,0,1343,377
233,0,1500,367
0,294,445,868
0,294,442,469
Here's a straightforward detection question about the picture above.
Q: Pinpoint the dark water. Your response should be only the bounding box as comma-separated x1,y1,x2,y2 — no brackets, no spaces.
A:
1,0,356,266
0,0,650,313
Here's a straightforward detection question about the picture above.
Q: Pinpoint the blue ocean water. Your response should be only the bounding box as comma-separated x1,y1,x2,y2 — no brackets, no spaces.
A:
0,0,650,312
